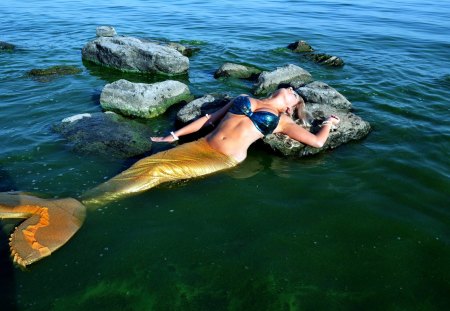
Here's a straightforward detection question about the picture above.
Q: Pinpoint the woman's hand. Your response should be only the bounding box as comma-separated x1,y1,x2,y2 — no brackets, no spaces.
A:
329,114,340,126
151,132,179,143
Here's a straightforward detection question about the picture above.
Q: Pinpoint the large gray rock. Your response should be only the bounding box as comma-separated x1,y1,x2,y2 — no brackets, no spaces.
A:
263,81,370,156
81,36,189,75
53,112,153,158
100,79,193,119
263,108,370,157
176,94,231,123
254,64,313,95
214,63,261,80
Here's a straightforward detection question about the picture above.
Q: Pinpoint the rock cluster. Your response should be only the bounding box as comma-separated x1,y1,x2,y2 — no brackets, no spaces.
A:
52,26,369,158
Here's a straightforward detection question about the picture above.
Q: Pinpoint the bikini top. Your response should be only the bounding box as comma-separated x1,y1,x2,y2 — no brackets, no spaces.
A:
228,96,280,136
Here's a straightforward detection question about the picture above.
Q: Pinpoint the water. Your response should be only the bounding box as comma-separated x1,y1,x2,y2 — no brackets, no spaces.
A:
1,0,449,310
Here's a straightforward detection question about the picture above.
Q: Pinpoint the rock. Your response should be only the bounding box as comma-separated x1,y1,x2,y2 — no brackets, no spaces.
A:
100,79,193,119
296,81,352,110
263,109,370,157
263,81,370,157
53,112,153,158
176,94,231,123
81,36,189,75
166,42,200,57
214,63,261,80
253,64,313,96
309,53,344,67
28,65,82,76
287,40,314,52
0,41,15,51
96,26,117,37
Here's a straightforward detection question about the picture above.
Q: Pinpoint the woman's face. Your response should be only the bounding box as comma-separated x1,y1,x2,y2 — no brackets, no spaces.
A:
286,87,301,106
276,87,301,113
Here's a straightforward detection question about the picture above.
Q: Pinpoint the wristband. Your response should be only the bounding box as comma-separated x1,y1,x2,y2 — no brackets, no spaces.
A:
170,131,179,141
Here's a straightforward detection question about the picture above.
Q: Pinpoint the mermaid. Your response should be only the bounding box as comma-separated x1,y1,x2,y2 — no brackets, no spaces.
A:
0,87,340,267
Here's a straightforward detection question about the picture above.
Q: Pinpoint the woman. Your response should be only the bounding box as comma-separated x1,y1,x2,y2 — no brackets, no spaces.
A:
81,87,340,205
1,87,339,267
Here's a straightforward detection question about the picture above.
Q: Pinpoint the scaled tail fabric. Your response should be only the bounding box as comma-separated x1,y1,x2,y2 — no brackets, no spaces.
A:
0,192,86,267
81,138,239,207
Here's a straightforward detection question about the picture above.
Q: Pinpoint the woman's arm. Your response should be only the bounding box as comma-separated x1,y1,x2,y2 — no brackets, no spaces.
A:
151,99,235,142
278,115,340,148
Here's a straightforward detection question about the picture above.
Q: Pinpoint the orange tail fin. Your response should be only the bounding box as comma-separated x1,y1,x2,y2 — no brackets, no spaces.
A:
0,192,86,267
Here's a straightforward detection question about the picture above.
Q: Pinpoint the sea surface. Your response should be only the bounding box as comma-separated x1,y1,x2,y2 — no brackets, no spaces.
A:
1,0,449,310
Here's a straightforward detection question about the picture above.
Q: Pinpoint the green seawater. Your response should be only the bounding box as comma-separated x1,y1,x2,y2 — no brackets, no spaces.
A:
1,0,449,310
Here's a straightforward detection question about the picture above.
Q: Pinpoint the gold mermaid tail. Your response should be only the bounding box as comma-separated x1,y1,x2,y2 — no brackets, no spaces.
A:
81,138,238,206
1,139,236,267
0,192,86,267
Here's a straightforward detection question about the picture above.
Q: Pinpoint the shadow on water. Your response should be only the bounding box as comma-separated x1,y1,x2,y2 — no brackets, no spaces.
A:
0,166,18,311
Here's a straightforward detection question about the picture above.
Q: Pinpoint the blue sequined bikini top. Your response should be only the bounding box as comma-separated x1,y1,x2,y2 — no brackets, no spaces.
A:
228,96,280,136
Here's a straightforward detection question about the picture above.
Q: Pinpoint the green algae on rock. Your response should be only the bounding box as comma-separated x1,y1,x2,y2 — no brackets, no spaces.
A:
28,65,82,76
287,40,314,52
53,112,153,159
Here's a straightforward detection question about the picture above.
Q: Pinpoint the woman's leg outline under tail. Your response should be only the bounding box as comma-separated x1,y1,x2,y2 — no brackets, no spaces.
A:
81,138,239,207
0,192,86,267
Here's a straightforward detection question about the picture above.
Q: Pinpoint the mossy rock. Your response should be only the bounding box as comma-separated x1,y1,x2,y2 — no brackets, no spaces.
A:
53,112,153,159
28,65,82,76
0,41,16,52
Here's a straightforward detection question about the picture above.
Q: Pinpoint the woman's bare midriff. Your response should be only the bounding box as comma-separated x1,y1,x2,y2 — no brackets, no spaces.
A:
205,113,263,163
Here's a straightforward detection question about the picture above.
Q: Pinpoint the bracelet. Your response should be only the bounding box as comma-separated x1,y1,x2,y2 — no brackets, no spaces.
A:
170,131,179,141
205,114,214,127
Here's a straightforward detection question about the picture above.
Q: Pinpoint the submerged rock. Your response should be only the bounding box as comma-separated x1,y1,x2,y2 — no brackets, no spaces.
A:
100,79,193,119
214,63,262,80
53,112,153,158
287,40,314,52
253,64,313,96
309,53,345,67
177,94,231,123
96,26,117,37
81,36,189,75
0,41,16,51
166,42,200,57
28,65,82,76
